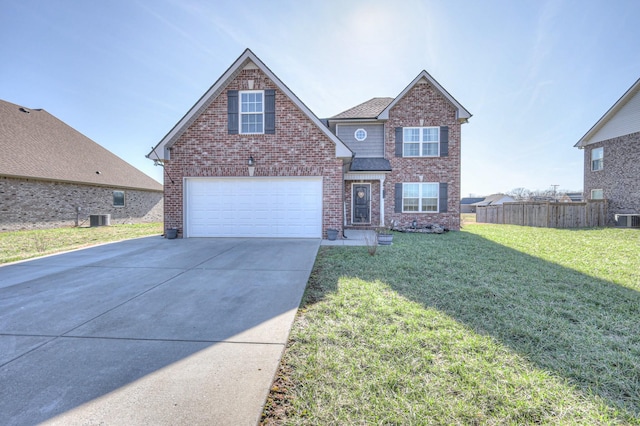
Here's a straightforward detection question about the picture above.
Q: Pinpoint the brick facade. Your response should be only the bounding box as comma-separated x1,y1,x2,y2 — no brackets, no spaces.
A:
583,131,640,224
385,81,462,230
164,68,344,237
0,176,163,231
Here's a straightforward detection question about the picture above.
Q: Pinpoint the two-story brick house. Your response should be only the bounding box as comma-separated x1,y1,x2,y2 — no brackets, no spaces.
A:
148,49,470,238
575,77,640,225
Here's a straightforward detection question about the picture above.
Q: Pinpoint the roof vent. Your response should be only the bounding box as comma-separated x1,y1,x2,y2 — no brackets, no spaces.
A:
19,107,30,114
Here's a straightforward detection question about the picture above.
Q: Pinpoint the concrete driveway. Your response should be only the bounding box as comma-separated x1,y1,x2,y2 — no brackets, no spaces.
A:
0,236,319,425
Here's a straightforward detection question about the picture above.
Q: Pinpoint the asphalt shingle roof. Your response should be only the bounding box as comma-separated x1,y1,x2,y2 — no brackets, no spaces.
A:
0,99,162,191
350,158,392,172
460,197,485,205
331,97,394,119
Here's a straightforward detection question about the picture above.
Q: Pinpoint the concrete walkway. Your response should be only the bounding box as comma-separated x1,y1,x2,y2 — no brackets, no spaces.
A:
0,236,319,425
320,229,376,246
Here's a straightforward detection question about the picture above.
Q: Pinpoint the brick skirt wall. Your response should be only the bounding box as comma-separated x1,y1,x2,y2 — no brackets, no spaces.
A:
0,176,163,231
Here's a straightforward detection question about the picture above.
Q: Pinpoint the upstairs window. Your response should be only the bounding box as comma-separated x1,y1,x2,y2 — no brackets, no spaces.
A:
240,91,264,134
403,127,439,157
591,147,603,171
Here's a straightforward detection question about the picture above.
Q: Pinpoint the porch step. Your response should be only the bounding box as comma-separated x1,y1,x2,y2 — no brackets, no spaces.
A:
344,225,378,230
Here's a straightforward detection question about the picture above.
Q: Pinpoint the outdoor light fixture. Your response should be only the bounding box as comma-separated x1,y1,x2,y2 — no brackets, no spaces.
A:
248,155,255,176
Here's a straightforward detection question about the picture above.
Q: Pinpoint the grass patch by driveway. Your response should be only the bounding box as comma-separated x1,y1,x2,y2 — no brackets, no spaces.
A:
0,223,163,264
263,225,640,424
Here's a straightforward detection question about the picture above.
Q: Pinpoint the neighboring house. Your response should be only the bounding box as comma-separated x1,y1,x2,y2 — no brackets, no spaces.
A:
460,197,486,213
558,192,583,203
0,99,163,231
147,49,470,238
471,194,515,208
575,77,640,225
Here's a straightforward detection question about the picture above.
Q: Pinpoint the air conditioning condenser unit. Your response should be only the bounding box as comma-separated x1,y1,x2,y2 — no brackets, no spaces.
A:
615,214,640,228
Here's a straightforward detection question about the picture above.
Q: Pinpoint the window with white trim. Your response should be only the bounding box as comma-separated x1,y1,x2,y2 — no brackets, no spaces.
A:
240,91,264,134
591,189,603,200
403,127,439,157
354,128,367,141
591,147,603,171
113,190,125,207
402,183,438,212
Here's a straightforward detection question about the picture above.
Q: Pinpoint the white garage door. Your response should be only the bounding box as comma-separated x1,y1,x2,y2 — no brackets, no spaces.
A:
185,177,322,238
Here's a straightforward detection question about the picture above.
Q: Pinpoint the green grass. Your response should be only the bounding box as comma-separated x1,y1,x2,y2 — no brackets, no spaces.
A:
263,225,640,425
0,223,163,264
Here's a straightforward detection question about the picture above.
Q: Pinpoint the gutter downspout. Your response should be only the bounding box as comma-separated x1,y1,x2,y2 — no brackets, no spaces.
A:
343,153,355,237
380,175,385,226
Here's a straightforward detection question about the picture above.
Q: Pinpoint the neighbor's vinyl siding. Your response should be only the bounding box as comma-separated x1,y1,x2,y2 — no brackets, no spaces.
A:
587,87,640,144
336,124,384,157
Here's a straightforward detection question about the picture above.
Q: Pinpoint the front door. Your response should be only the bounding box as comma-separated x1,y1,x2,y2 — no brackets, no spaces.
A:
352,184,371,224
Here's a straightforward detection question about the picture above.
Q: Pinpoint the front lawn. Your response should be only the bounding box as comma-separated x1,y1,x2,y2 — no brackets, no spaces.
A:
0,223,163,264
263,225,640,424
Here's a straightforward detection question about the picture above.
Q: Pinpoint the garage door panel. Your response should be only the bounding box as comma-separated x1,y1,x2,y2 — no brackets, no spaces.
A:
186,177,322,238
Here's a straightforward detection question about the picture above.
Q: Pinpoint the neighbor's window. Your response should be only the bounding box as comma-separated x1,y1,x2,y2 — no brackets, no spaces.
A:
403,183,438,212
113,190,125,207
591,147,603,171
354,128,367,141
591,189,603,200
403,127,439,157
240,91,264,134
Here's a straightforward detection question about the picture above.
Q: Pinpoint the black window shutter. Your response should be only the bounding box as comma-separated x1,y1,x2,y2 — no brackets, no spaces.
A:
227,90,238,134
394,183,403,213
439,182,448,212
440,126,449,157
395,127,403,157
265,89,275,134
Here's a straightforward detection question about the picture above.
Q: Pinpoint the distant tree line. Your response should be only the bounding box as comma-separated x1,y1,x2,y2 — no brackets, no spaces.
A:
507,187,582,202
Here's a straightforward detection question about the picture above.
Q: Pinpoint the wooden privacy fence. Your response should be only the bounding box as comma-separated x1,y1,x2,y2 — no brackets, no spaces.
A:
476,201,607,228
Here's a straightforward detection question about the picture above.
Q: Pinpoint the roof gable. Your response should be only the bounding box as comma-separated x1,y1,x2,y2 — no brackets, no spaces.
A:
0,99,162,191
148,49,352,161
576,78,640,147
378,70,472,122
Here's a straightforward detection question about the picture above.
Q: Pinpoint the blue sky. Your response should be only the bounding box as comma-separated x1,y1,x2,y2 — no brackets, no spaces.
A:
2,0,639,197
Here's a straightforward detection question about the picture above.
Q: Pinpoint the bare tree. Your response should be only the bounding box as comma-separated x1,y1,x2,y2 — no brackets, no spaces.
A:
508,187,582,202
507,187,531,201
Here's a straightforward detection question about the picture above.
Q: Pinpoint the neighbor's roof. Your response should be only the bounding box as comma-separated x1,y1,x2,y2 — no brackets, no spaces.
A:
575,77,640,147
0,99,162,191
331,97,394,120
460,197,485,205
471,194,514,206
148,48,352,161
